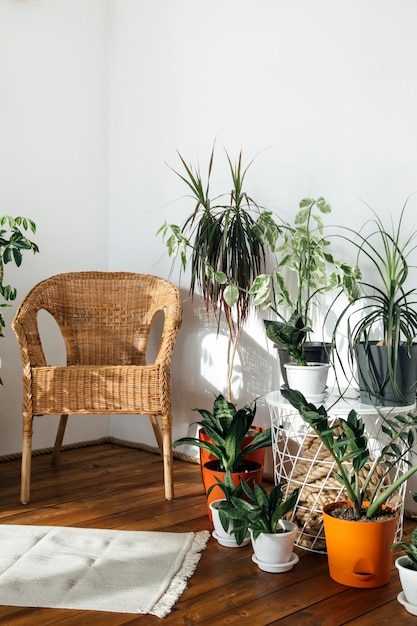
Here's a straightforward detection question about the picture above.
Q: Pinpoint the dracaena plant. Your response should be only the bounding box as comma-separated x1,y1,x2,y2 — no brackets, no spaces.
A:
172,394,272,473
158,144,283,401
0,215,39,384
250,197,361,365
217,478,299,544
281,387,417,520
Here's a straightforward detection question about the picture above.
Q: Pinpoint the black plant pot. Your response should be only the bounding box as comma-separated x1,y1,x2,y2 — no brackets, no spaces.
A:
277,342,332,388
355,341,417,406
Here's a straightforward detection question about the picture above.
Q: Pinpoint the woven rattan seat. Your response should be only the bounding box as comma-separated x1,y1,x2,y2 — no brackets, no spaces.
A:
12,271,182,504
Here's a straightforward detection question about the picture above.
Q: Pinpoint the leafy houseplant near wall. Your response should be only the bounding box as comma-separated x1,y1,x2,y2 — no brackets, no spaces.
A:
158,144,283,403
217,479,300,572
393,492,417,614
250,197,360,393
0,215,39,384
282,387,417,588
330,200,417,406
173,394,272,519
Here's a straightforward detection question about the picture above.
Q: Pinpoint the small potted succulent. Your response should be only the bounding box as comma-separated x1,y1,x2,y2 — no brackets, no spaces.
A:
217,478,299,572
207,471,250,548
281,387,417,588
393,492,417,614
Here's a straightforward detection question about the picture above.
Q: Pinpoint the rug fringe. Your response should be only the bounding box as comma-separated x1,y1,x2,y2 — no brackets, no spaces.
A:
150,530,210,618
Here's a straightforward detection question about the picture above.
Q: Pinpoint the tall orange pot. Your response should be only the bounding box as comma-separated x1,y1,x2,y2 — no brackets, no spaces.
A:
322,501,398,588
202,459,263,521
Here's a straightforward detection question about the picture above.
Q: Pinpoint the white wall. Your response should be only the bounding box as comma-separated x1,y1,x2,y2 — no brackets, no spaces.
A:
0,0,109,454
1,0,417,462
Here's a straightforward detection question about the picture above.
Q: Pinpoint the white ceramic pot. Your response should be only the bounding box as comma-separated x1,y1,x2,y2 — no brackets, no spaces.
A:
396,556,417,611
284,362,330,401
250,521,298,567
209,500,250,548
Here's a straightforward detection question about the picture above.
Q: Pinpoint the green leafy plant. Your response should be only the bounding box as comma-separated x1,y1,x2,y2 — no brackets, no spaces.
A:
329,199,417,403
392,492,417,570
158,144,283,401
172,394,272,472
0,215,39,384
281,387,417,520
250,197,360,365
217,478,299,544
207,470,249,540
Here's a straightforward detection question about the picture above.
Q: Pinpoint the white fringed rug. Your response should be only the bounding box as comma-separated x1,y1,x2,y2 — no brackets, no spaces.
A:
0,525,210,617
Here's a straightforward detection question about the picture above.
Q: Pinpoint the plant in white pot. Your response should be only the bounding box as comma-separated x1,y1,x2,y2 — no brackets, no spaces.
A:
282,387,417,588
393,491,417,615
249,196,360,395
207,471,250,548
330,200,417,406
218,478,299,572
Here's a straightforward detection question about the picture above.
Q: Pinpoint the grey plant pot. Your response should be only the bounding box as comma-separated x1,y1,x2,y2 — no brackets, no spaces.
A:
355,342,417,407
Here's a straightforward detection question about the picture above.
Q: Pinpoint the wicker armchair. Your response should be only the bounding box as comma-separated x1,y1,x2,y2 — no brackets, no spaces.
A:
12,272,182,504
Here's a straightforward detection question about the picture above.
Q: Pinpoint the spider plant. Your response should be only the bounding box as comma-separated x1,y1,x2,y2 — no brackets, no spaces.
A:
281,387,417,520
329,199,417,404
158,144,283,401
0,215,39,384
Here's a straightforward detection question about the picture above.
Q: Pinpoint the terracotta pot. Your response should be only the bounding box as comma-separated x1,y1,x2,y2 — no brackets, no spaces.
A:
199,427,266,481
322,501,398,588
202,459,263,520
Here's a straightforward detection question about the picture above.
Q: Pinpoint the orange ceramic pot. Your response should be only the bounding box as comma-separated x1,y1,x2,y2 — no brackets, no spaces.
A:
199,427,266,481
322,501,398,588
202,459,263,521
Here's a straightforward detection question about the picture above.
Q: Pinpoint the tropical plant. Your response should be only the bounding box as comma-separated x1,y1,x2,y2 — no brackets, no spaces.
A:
158,144,283,401
392,492,417,570
172,394,272,472
0,215,39,384
329,199,417,403
250,197,360,365
217,478,299,544
281,387,417,520
207,470,249,541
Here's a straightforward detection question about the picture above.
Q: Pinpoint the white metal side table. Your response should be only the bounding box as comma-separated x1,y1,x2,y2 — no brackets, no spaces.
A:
266,389,415,553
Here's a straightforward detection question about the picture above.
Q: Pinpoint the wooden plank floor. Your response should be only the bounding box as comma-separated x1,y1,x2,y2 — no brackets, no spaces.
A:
0,442,415,625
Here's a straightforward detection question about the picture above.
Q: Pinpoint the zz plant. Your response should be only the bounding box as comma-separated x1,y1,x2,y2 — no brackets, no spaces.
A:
281,387,417,520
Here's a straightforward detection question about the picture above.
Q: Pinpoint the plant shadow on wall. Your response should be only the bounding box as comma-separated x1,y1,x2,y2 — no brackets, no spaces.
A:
158,143,284,404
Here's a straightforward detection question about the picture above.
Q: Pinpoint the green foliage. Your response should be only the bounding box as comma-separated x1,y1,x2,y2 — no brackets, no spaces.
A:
250,197,360,363
392,492,417,570
217,479,299,544
281,387,417,520
158,144,284,401
173,394,272,473
330,199,417,403
0,215,39,384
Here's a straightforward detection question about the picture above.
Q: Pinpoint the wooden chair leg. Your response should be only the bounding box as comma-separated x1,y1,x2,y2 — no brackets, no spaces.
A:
161,414,174,501
149,414,164,456
51,414,69,465
21,420,33,505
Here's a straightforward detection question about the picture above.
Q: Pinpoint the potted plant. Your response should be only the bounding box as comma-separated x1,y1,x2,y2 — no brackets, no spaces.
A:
158,144,283,403
393,491,417,614
330,200,417,406
0,215,39,384
207,471,250,548
172,394,272,518
281,387,417,588
217,478,300,572
250,196,360,392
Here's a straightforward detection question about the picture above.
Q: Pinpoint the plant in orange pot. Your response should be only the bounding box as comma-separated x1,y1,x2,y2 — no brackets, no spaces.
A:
282,387,417,588
173,394,272,519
